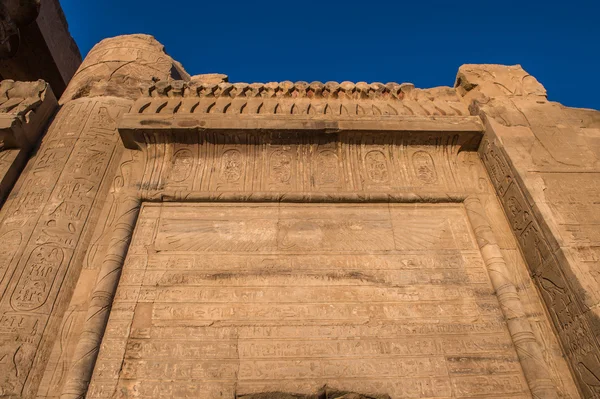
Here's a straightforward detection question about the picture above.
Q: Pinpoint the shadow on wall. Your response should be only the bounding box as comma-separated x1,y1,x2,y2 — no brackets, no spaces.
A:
238,389,391,399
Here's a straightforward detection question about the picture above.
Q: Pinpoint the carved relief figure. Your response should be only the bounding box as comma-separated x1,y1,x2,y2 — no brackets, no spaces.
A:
506,195,531,233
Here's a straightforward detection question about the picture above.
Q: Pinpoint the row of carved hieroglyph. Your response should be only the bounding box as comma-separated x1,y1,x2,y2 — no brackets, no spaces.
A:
134,80,469,116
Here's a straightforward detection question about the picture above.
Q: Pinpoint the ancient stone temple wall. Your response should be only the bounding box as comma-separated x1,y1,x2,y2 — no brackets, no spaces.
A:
0,35,184,399
0,34,598,399
457,65,600,398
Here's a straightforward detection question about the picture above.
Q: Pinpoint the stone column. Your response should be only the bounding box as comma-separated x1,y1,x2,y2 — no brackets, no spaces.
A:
457,64,600,398
465,196,558,399
0,34,186,399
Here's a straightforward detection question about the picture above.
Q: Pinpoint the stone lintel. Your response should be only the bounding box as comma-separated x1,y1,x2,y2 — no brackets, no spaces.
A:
119,114,483,150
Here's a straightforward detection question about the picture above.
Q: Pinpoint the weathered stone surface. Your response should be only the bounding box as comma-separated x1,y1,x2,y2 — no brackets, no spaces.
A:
0,34,182,399
89,202,530,398
190,73,229,84
0,79,56,205
456,64,547,104
61,34,189,103
458,63,600,399
0,34,592,399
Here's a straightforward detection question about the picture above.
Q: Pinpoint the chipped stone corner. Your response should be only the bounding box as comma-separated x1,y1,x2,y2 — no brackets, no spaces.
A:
456,62,600,399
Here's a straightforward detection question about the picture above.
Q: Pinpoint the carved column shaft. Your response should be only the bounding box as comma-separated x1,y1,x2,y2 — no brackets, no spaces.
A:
60,195,141,399
457,63,600,398
0,34,187,399
465,196,558,399
0,96,130,398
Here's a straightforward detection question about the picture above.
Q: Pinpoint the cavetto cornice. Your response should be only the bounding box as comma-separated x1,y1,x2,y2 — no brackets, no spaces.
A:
117,79,483,149
134,79,469,116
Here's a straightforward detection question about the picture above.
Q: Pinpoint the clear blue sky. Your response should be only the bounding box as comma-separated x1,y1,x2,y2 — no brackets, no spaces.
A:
61,0,599,110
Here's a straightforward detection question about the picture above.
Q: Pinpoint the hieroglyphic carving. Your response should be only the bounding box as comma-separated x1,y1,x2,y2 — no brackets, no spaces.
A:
138,131,470,194
10,245,64,311
87,203,536,399
47,146,146,399
364,150,391,184
0,56,583,399
0,101,88,298
0,97,130,398
170,148,194,183
268,149,292,185
465,196,557,398
481,135,600,398
219,149,244,184
0,33,187,399
315,149,340,187
412,150,438,184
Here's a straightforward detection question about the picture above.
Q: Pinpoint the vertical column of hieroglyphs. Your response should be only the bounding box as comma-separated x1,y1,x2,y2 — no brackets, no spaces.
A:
0,34,188,398
457,64,600,398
